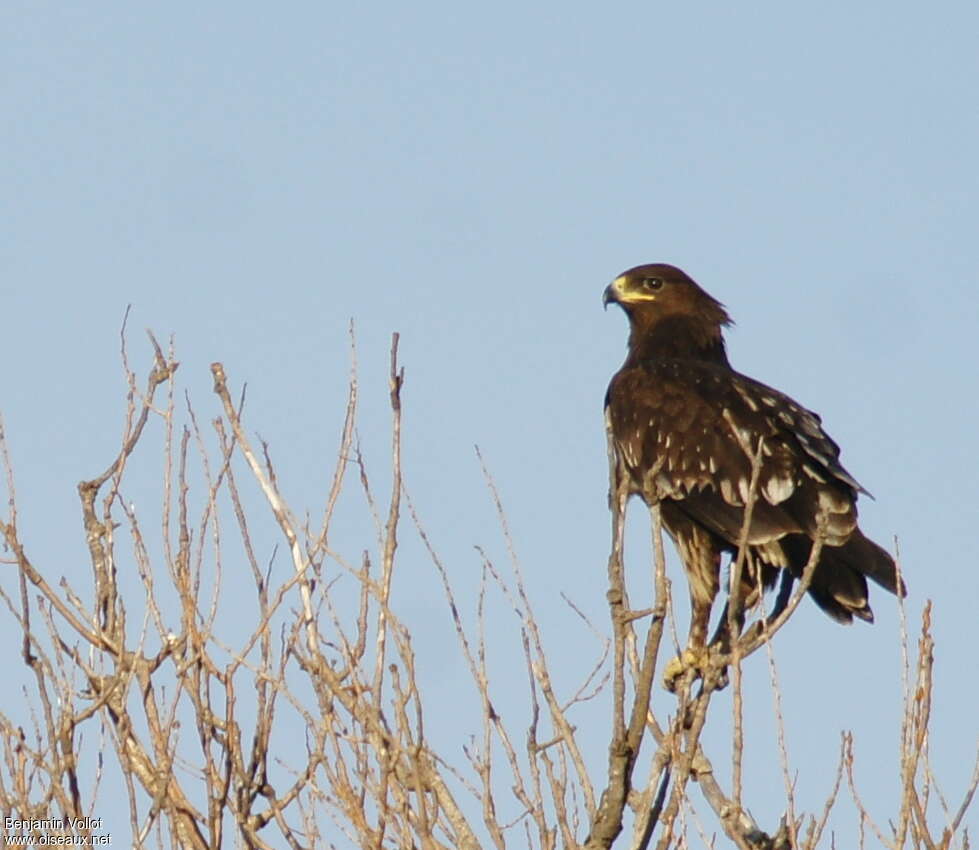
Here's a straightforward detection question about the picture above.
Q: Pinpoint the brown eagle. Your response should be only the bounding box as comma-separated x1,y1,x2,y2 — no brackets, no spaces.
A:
603,263,903,675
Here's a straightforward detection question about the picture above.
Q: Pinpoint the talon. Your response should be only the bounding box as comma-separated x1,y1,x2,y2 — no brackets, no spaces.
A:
663,647,709,692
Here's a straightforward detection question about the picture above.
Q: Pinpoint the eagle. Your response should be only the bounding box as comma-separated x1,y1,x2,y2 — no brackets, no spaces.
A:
603,263,904,681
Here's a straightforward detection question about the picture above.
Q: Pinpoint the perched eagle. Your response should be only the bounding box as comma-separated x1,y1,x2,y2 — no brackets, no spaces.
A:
603,263,903,670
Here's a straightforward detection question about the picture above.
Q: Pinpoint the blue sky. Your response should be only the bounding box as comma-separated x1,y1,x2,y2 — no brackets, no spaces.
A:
3,1,978,846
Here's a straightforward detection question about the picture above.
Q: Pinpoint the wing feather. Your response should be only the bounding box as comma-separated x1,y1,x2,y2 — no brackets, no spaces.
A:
606,360,861,549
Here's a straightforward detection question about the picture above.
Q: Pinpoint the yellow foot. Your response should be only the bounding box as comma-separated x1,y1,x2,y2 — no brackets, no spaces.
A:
663,646,710,692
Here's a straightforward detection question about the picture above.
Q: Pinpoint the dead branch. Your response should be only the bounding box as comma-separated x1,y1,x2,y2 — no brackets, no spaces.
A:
0,330,973,850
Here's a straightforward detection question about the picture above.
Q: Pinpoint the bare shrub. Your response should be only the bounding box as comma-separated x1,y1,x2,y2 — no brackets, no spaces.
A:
0,331,974,848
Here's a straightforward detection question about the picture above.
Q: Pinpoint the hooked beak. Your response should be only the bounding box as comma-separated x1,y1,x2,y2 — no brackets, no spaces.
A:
602,276,625,310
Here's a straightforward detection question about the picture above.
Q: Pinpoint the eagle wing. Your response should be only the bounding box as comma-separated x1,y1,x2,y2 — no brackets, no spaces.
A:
605,359,863,552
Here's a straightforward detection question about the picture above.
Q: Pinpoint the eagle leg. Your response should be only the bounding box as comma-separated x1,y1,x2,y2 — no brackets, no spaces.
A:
766,568,796,623
709,561,765,651
708,599,743,652
666,598,748,694
663,551,719,692
700,558,772,688
689,594,713,653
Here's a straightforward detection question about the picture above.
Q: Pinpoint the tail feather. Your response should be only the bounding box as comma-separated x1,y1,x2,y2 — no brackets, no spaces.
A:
836,529,906,597
807,556,874,624
778,528,903,624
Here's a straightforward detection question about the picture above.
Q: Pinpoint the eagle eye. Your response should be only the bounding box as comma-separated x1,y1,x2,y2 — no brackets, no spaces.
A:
640,276,664,291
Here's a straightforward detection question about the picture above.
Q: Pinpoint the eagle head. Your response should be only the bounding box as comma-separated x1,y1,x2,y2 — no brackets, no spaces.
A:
604,263,733,361
603,264,732,327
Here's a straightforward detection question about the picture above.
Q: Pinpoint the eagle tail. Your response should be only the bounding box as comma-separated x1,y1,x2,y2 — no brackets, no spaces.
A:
839,529,907,598
806,557,875,625
780,530,905,625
